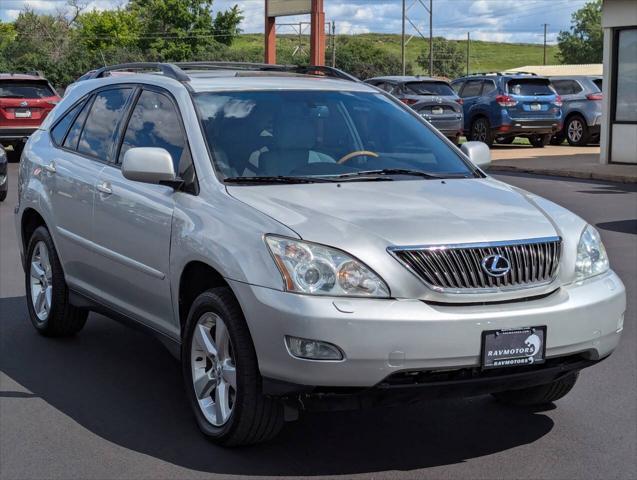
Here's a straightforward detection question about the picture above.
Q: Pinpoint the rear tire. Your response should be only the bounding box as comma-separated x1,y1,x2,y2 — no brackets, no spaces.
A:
565,115,590,146
529,134,550,148
182,287,284,446
550,132,565,145
492,372,579,406
25,226,88,336
470,117,493,146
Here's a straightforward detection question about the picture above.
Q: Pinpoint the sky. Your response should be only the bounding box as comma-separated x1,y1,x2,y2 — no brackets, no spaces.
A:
0,0,590,44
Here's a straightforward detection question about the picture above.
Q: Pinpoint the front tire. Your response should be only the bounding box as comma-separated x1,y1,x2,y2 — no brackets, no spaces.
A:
529,133,550,148
492,372,579,406
25,226,87,336
565,115,590,146
182,287,284,446
469,117,493,146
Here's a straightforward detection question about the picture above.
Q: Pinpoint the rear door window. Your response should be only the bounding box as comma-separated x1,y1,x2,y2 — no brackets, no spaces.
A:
51,99,87,146
460,80,483,98
63,98,93,150
507,79,554,96
482,80,497,95
0,81,55,99
77,88,133,162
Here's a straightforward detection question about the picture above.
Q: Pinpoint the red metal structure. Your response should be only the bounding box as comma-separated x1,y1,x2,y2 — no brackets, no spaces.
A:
265,0,325,66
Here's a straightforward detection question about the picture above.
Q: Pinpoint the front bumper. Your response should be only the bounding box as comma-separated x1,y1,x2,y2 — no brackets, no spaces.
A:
230,270,625,388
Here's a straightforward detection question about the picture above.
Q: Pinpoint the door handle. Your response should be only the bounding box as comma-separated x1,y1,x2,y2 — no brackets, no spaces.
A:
96,181,112,195
43,162,56,174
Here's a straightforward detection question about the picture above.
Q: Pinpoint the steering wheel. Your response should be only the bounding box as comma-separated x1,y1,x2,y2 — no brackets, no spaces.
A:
337,150,379,165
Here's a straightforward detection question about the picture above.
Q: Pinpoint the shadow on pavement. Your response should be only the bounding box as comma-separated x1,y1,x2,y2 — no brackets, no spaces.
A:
596,219,637,235
0,296,555,476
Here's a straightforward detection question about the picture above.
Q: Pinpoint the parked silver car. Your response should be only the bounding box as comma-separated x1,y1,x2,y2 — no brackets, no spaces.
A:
365,76,464,144
15,62,625,446
549,76,603,146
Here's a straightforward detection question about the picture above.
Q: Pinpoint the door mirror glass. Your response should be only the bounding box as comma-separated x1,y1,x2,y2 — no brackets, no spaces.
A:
461,141,491,169
121,147,177,185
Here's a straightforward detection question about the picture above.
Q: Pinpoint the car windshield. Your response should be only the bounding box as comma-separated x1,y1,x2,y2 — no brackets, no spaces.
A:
404,81,455,96
194,90,476,182
0,81,55,99
507,79,554,96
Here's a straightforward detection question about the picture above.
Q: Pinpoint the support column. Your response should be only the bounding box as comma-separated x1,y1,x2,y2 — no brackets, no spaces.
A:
265,16,276,64
310,0,325,66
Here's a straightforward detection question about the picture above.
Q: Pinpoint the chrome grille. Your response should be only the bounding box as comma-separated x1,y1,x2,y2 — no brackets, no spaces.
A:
389,237,561,292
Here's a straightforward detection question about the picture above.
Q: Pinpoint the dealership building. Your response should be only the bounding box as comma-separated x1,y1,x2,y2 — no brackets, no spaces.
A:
600,0,637,164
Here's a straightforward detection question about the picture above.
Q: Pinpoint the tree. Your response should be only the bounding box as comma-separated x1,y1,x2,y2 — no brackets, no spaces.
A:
335,37,411,79
557,0,602,64
212,5,244,46
416,37,464,79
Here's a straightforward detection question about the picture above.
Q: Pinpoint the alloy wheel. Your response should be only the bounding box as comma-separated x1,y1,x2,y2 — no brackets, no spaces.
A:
29,241,53,322
190,312,237,427
568,119,583,143
473,120,487,142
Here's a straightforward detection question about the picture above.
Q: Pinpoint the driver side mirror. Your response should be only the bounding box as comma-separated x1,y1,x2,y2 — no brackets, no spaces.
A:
461,141,491,169
121,147,179,187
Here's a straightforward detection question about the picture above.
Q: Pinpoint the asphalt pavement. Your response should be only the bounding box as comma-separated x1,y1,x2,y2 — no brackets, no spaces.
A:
1,162,636,480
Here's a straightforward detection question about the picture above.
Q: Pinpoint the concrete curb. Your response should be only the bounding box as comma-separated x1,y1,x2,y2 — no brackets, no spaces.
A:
488,164,637,184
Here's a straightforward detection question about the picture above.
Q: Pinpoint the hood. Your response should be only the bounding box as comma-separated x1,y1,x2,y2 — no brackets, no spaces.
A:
227,177,558,249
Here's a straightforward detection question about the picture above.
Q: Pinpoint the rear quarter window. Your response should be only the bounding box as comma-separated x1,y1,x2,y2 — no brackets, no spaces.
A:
51,99,87,146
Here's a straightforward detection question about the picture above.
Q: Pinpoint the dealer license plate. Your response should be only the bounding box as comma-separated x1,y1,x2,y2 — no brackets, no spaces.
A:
481,326,546,369
15,108,32,118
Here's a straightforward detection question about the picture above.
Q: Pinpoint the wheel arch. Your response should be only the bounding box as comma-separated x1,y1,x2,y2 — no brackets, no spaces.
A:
178,260,234,338
21,208,47,257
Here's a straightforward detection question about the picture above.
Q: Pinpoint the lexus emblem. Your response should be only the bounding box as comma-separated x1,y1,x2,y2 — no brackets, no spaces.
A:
481,254,511,277
20,101,28,107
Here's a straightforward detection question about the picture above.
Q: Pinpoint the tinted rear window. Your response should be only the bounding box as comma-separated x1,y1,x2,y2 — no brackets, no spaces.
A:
404,81,455,96
0,81,55,99
507,79,554,96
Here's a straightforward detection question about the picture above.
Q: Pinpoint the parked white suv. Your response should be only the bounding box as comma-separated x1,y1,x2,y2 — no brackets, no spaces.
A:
15,62,625,446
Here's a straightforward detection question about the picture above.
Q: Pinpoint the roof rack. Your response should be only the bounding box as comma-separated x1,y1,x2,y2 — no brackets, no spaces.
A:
1,70,44,78
88,63,190,82
175,61,360,82
83,61,359,84
466,71,538,77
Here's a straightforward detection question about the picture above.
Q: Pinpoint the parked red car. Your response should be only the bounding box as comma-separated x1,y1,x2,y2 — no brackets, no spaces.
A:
0,72,61,161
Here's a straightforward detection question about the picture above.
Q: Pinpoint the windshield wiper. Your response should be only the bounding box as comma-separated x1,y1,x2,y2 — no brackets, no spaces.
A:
334,169,466,180
224,175,337,185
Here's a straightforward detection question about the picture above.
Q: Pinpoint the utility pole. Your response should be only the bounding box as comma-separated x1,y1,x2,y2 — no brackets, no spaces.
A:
401,0,406,75
429,0,433,76
542,23,549,65
466,32,470,75
331,20,336,67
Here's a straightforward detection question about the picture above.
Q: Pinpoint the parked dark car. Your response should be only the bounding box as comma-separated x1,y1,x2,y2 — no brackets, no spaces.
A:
365,76,464,144
451,73,563,147
549,76,602,146
0,72,61,161
0,144,7,201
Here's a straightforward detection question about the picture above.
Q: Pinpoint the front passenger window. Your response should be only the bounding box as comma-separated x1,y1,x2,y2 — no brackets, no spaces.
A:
119,90,195,192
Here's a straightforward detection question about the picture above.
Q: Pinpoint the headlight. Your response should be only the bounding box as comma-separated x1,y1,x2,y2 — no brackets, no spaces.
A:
265,236,390,297
575,225,609,280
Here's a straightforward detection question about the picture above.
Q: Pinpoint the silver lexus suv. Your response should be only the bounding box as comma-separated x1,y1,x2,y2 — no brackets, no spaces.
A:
14,62,626,446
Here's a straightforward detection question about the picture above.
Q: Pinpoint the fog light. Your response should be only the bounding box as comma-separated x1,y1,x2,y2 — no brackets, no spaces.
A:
285,336,343,360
